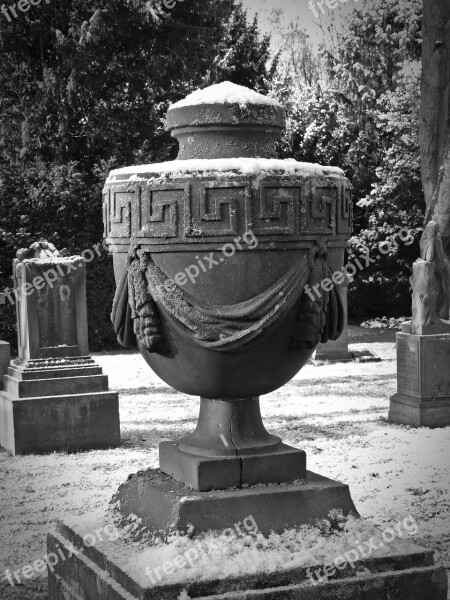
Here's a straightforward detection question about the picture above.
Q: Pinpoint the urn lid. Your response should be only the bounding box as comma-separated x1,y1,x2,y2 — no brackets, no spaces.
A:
165,82,285,159
166,82,285,130
106,82,347,179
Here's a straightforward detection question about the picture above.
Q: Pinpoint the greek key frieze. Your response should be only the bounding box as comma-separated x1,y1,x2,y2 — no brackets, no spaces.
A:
110,191,133,238
302,184,337,234
139,188,180,238
251,183,297,235
337,185,352,234
187,182,245,237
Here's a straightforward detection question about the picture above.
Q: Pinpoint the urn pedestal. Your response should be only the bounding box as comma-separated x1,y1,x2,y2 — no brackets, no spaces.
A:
48,83,447,600
159,397,306,491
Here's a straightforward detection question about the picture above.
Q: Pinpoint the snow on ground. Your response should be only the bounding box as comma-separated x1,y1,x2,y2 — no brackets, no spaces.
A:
0,326,449,599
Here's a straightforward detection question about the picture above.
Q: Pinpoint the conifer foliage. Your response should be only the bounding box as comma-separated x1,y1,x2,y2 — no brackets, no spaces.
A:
0,0,275,350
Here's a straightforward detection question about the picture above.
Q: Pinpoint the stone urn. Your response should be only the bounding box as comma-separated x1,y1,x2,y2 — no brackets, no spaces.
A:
104,82,352,492
46,84,448,600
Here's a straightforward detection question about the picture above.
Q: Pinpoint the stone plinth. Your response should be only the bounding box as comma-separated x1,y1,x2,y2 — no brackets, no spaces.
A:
0,356,120,455
113,469,357,536
0,246,121,454
389,332,450,428
47,509,447,600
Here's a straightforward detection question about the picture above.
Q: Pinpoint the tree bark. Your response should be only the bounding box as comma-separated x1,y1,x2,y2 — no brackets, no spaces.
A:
421,0,450,253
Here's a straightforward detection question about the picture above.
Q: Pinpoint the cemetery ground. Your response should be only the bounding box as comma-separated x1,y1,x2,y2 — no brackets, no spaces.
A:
0,327,449,600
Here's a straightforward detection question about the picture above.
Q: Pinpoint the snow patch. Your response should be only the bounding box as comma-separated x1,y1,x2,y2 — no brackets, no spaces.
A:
97,512,420,587
25,256,83,265
170,82,281,109
108,158,344,182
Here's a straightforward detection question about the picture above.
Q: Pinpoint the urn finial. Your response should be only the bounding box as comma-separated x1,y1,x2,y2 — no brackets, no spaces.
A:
166,81,285,160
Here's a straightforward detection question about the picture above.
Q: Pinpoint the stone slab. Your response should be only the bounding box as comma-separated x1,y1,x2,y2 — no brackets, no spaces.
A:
160,440,306,491
0,390,120,455
47,520,448,600
396,332,450,399
314,349,354,361
8,363,103,381
352,350,382,363
3,373,109,398
389,393,450,428
0,341,11,390
314,350,381,364
113,469,358,537
14,254,90,360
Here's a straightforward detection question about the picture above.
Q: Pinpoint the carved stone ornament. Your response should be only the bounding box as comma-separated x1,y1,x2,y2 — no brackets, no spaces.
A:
403,221,450,335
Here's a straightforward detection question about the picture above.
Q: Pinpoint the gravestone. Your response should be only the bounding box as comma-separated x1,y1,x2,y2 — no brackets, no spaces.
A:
315,275,353,360
315,276,379,363
0,293,11,390
49,83,447,600
389,222,450,427
0,241,121,454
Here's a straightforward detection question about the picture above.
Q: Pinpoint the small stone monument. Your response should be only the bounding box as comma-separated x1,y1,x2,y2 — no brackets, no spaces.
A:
389,221,450,427
0,293,11,390
0,241,121,454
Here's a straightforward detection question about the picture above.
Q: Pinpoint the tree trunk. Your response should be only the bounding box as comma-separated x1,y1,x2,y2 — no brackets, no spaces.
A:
421,0,450,253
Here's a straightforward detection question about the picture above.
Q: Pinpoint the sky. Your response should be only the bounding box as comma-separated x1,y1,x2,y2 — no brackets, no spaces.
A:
242,0,320,35
241,0,365,50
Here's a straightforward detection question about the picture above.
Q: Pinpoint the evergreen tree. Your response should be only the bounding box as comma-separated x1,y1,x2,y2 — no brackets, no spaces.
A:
0,0,274,350
203,3,277,94
272,0,424,318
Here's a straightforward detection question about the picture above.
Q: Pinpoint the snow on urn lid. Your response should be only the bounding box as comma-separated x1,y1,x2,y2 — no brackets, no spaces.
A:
165,82,286,160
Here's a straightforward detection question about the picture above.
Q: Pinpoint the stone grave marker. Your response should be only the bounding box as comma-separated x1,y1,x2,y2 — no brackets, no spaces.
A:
0,241,121,454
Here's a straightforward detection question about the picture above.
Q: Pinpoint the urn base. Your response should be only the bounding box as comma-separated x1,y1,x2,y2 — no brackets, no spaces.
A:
160,440,306,491
159,396,306,491
112,469,358,537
